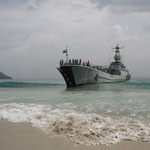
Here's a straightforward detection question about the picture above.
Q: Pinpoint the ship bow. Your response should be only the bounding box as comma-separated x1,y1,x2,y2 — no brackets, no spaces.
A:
57,66,76,87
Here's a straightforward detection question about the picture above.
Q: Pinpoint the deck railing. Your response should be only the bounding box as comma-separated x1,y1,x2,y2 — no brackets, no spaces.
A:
59,59,109,71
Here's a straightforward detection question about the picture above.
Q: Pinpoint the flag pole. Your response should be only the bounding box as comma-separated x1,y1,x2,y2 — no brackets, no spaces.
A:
66,46,68,63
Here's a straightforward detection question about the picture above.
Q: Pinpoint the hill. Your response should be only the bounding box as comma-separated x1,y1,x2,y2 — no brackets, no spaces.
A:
0,72,12,79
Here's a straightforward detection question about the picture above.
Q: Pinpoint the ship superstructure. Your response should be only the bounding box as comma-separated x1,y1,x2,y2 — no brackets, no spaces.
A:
57,45,130,87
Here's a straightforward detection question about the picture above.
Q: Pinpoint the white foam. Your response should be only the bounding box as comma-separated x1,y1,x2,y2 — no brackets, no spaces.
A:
0,103,150,145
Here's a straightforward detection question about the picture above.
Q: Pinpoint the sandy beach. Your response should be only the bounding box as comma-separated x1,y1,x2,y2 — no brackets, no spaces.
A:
0,119,149,150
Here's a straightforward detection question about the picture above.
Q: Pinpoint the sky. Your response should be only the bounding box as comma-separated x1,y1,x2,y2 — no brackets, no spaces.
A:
0,0,150,79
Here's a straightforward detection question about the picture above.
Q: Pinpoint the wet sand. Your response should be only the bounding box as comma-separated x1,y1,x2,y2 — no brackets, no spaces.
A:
0,119,150,150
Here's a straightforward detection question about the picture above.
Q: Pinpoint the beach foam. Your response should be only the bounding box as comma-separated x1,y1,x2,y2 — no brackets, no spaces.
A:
0,103,150,145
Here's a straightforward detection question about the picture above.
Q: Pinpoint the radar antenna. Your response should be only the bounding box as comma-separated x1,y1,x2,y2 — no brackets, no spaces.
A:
112,44,124,63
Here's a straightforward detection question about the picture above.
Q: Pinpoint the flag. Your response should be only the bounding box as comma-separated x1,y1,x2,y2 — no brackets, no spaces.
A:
62,48,67,54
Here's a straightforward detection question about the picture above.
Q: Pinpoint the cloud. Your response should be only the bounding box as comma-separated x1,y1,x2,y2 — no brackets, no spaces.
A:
0,0,43,10
144,24,150,32
89,0,150,13
0,0,150,78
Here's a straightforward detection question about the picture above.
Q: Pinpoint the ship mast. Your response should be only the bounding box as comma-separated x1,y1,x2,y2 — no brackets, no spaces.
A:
112,44,124,63
62,46,69,63
66,46,68,63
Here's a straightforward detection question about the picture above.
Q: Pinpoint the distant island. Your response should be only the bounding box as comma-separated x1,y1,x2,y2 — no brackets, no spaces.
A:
0,72,12,79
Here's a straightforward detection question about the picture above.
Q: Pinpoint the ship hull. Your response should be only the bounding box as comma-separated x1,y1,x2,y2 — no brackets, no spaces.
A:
58,65,130,87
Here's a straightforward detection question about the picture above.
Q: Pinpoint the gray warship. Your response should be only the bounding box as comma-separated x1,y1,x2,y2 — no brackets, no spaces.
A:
57,45,131,87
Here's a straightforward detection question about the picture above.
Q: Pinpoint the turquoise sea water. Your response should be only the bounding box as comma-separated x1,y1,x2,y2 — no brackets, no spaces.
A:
0,78,150,145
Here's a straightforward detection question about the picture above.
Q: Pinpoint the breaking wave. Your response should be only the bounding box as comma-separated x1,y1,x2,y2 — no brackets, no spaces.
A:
0,80,150,89
0,103,150,145
125,81,150,88
0,82,63,88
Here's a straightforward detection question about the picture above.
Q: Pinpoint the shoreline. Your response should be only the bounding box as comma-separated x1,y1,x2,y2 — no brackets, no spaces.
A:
0,119,150,150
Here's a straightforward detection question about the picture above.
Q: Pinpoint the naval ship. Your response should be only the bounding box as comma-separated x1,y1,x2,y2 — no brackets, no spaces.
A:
57,45,131,87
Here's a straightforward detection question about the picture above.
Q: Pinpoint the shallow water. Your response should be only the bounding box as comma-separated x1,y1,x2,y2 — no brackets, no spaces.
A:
0,78,150,145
